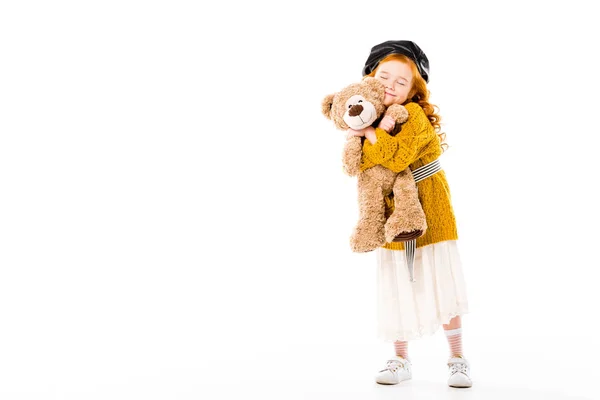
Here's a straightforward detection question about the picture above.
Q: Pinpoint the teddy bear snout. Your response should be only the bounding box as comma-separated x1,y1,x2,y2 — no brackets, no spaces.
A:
348,104,364,117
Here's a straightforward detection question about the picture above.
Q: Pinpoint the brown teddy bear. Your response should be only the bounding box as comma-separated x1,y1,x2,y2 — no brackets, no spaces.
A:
322,77,427,253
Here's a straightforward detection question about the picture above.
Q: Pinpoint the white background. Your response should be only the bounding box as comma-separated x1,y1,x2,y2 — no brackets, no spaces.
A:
1,1,599,399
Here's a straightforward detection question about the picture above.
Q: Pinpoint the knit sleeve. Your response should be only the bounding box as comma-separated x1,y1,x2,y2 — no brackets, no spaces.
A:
362,128,399,165
380,103,434,172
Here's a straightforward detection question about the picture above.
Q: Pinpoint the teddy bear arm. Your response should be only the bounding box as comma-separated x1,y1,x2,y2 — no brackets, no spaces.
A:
342,137,363,177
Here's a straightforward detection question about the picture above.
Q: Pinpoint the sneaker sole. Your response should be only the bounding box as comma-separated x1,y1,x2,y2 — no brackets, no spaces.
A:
449,383,472,388
376,377,411,385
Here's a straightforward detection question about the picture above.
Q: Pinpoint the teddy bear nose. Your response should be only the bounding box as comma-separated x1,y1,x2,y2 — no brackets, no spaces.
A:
348,104,364,117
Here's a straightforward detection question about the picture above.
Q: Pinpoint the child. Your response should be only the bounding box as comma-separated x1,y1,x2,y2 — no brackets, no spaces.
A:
346,40,472,388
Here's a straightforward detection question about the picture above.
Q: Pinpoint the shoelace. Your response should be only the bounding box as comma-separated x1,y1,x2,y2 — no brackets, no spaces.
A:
381,359,406,373
448,361,468,375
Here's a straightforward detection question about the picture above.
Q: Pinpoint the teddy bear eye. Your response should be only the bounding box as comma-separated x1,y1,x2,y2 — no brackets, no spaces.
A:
358,100,363,103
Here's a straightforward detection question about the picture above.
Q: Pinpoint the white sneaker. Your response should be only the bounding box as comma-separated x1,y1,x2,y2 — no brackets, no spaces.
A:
375,356,412,385
447,356,472,388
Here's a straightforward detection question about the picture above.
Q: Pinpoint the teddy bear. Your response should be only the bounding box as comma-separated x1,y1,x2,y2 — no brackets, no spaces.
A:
321,77,427,253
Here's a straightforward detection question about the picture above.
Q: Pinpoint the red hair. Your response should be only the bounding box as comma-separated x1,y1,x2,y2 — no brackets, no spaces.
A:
366,54,448,151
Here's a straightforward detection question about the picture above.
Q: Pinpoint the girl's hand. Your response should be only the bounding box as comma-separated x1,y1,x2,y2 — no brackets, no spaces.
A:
378,116,396,132
364,127,377,144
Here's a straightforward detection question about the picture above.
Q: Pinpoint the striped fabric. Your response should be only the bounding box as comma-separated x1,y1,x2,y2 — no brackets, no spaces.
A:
412,159,441,182
394,340,408,359
405,158,442,282
444,327,463,357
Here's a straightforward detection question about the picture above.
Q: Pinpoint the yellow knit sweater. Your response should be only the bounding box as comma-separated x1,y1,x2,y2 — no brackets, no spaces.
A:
360,102,458,250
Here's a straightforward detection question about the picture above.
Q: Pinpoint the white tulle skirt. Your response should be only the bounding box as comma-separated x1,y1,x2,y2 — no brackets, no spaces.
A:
376,240,469,342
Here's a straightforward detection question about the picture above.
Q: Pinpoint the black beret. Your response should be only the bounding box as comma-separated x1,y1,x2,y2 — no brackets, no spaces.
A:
362,40,430,83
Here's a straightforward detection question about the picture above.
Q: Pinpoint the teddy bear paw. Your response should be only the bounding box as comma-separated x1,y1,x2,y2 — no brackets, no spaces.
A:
350,225,386,253
384,214,427,243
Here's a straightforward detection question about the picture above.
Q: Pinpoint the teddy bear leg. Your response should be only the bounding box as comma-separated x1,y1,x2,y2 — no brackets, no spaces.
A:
350,167,392,253
384,169,428,243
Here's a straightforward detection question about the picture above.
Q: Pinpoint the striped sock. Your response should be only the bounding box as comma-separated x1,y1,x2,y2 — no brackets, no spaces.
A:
444,328,463,357
393,341,408,359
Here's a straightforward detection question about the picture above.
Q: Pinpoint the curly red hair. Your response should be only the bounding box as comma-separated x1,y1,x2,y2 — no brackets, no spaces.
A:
365,53,448,151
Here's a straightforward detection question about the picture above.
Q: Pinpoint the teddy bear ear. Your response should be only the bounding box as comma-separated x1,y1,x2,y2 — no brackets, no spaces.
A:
362,76,384,91
321,93,335,120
